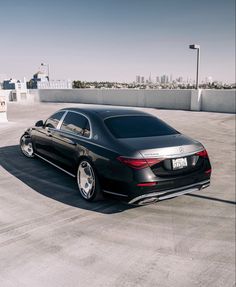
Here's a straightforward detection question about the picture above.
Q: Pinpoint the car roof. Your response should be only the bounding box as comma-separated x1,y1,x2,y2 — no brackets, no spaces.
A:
60,106,149,120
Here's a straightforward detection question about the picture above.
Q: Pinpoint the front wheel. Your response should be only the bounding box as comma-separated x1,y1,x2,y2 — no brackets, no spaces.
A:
77,159,103,201
20,134,35,158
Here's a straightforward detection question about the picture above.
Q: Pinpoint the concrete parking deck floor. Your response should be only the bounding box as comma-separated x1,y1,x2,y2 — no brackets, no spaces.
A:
0,103,235,287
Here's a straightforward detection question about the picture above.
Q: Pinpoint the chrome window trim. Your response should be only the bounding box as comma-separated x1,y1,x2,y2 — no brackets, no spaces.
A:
44,111,67,130
54,128,119,153
59,110,92,139
42,109,119,153
57,110,68,129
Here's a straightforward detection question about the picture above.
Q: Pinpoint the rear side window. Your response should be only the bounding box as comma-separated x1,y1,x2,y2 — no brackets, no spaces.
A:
105,116,178,138
61,112,90,137
45,111,65,129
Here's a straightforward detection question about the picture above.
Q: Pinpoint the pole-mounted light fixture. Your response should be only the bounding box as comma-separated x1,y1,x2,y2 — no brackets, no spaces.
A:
189,44,200,89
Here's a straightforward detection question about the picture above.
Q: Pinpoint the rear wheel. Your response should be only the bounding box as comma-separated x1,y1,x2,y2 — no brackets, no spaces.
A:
77,159,103,201
20,134,34,158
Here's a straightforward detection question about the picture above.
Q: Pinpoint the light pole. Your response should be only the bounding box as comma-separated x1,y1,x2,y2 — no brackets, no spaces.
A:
189,44,200,89
41,63,50,81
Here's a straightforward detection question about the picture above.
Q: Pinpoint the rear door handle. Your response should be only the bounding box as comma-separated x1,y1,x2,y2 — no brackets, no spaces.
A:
66,140,76,145
63,138,76,145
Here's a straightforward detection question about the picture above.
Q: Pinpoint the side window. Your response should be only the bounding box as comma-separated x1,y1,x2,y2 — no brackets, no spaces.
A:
45,111,65,129
61,112,89,136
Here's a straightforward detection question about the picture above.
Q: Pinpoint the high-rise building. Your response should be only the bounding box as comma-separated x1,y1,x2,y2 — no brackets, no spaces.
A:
161,75,168,84
156,76,160,83
148,73,152,83
141,76,145,83
136,75,141,83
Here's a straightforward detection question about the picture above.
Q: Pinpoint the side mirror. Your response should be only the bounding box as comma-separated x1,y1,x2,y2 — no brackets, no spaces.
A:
35,120,44,127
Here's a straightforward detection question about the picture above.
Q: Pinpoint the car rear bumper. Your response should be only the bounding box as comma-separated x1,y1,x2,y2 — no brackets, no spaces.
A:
128,179,210,205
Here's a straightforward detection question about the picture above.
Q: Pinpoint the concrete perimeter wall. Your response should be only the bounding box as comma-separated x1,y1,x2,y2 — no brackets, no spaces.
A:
36,89,191,110
201,89,235,113
34,89,235,113
1,88,235,114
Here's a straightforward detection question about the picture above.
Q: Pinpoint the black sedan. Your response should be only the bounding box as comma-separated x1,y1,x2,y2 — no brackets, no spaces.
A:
20,106,211,205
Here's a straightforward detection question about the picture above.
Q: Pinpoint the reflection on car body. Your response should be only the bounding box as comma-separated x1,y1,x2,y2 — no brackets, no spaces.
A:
20,106,211,205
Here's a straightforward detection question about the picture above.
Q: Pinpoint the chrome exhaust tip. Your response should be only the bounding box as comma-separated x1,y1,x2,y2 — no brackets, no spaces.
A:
201,183,210,189
135,197,159,205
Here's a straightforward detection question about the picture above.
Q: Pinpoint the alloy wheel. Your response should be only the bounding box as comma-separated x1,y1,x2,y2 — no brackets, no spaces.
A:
20,135,34,158
77,161,95,199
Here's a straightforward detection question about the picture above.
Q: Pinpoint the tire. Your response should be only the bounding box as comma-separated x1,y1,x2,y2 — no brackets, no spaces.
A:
20,134,35,158
76,159,103,201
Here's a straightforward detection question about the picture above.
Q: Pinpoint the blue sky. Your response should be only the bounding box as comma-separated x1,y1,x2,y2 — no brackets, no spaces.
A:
0,0,235,82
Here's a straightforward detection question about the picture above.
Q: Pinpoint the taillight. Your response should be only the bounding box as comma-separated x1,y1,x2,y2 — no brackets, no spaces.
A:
205,169,212,174
137,182,158,187
196,149,209,158
117,156,164,170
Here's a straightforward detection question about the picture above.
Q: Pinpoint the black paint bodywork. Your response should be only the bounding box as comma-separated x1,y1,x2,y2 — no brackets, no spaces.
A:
22,106,211,203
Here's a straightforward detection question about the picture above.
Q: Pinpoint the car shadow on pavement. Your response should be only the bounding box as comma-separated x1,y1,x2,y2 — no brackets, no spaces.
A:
186,193,236,205
0,145,136,214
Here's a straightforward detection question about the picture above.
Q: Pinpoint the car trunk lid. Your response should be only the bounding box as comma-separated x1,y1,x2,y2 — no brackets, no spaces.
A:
118,134,203,157
118,134,205,177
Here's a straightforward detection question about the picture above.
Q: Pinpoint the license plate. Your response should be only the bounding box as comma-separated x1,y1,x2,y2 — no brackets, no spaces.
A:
172,157,188,170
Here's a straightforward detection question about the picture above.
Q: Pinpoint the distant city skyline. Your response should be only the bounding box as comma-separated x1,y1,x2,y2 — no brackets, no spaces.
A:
0,0,235,83
135,74,215,85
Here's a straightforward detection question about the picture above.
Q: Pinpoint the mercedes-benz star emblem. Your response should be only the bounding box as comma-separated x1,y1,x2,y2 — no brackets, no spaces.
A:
179,147,184,153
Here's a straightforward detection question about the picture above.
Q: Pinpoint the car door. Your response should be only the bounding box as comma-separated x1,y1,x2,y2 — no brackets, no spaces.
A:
51,111,91,173
32,111,66,159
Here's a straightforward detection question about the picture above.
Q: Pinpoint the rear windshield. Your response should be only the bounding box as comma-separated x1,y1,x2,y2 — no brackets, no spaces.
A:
105,115,178,138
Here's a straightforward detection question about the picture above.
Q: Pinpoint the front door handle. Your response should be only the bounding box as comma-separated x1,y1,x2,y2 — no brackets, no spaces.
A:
45,127,53,137
68,140,76,146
